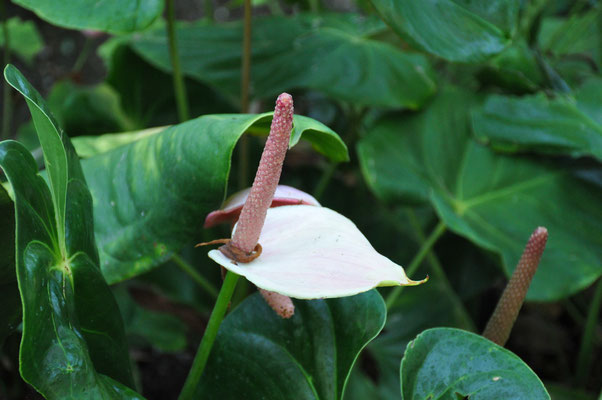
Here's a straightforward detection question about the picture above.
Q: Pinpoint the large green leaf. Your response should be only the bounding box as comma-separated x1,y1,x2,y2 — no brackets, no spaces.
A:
106,14,436,108
0,17,44,65
13,0,163,34
81,112,347,284
400,328,549,399
369,0,519,62
472,78,602,160
357,87,602,301
197,290,386,400
0,65,140,398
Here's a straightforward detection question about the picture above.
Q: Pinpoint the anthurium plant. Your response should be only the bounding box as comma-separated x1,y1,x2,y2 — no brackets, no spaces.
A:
1,1,601,400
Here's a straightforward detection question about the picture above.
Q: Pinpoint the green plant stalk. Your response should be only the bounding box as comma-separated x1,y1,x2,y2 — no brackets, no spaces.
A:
204,0,214,22
575,279,602,387
308,0,320,13
178,271,239,400
385,220,446,309
238,0,252,189
1,0,11,140
405,209,475,331
166,0,190,122
313,162,337,201
71,36,93,74
171,253,219,299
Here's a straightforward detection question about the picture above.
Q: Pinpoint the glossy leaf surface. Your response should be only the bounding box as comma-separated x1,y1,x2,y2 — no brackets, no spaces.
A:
0,66,140,399
13,0,163,34
472,78,602,160
197,290,386,400
369,0,519,62
108,14,436,108
358,87,602,300
400,328,549,399
81,113,347,283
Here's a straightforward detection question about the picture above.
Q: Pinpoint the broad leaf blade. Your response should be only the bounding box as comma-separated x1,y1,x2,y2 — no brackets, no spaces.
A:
197,290,386,400
0,66,139,398
369,0,519,62
400,328,550,399
12,0,163,34
357,87,602,300
472,79,602,160
109,14,436,108
82,113,347,284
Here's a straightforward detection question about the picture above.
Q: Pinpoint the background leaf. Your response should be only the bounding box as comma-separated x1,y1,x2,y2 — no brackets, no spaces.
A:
400,328,550,399
472,78,602,160
81,113,347,283
197,290,386,400
357,87,602,301
12,0,163,34
0,66,140,398
106,14,436,108
0,17,44,65
368,0,520,62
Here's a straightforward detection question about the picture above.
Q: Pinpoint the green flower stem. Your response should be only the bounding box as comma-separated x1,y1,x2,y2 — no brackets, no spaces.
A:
238,0,252,189
308,0,320,13
178,271,240,400
575,279,602,387
385,220,446,309
313,162,337,201
204,0,214,22
166,0,190,122
1,0,11,140
171,254,218,299
405,210,475,330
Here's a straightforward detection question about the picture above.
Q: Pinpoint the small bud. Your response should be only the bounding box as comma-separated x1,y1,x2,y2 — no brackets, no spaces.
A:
259,288,294,319
483,227,548,346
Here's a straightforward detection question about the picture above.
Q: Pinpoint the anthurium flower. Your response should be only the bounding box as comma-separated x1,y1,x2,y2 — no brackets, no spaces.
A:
202,93,426,304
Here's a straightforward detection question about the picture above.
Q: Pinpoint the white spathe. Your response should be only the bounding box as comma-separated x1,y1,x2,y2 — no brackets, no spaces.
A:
208,205,426,299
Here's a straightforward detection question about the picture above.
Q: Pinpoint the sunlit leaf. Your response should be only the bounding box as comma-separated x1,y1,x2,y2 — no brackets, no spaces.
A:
369,0,520,62
13,0,163,33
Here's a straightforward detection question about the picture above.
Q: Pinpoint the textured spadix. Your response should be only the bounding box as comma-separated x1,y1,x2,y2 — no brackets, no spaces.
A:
209,205,426,299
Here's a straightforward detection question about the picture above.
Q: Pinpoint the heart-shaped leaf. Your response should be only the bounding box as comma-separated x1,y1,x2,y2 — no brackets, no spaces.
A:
209,205,425,299
80,113,347,284
13,0,163,33
0,65,141,399
105,14,436,108
197,290,386,400
472,78,602,160
369,0,519,62
357,87,602,301
400,328,550,399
